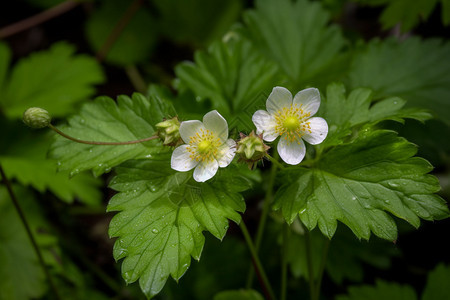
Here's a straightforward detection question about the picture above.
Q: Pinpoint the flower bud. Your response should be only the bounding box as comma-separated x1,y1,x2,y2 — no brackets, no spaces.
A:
236,131,270,169
156,117,182,147
23,107,51,128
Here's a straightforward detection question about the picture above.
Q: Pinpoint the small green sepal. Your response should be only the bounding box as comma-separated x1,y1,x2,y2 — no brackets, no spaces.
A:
156,117,182,147
236,131,270,169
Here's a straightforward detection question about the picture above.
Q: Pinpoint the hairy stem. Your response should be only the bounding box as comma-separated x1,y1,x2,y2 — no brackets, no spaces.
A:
246,150,280,287
280,223,290,300
48,124,158,145
0,0,79,39
314,238,330,300
304,229,316,300
125,65,147,93
240,221,277,300
0,164,61,300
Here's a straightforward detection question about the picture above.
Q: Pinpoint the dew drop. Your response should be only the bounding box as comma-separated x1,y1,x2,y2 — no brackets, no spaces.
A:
351,196,357,201
57,161,62,166
384,199,390,204
152,228,159,234
300,208,307,214
388,182,399,188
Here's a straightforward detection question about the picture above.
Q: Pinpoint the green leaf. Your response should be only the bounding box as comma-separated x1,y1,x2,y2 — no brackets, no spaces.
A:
336,280,418,300
0,187,46,300
153,0,242,45
320,83,431,148
243,0,347,88
348,37,450,125
213,289,264,300
421,264,450,300
107,154,249,299
274,130,449,240
175,36,279,130
380,0,437,32
0,42,104,119
85,0,157,66
0,119,102,205
50,92,176,177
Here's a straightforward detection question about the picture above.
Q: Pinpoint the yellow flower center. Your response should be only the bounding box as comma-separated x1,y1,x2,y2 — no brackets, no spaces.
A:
186,128,221,162
274,104,312,143
197,140,211,153
283,116,299,131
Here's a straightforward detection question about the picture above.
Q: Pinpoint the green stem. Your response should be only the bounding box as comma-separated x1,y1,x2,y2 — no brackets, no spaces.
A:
266,153,285,169
314,238,330,300
246,150,279,287
240,221,277,300
280,223,290,300
48,124,158,145
304,229,316,300
0,164,61,300
125,65,147,93
96,0,143,62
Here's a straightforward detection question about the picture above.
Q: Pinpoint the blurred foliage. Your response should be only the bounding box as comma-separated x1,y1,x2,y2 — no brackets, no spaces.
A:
355,0,450,31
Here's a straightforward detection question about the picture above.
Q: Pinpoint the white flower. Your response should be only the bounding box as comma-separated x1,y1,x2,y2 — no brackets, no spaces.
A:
252,87,328,165
171,110,236,182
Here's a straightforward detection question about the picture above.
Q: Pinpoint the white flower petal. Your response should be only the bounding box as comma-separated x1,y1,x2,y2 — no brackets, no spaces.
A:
217,139,236,167
171,145,199,171
193,159,219,182
302,117,328,145
252,110,278,142
277,136,306,165
266,86,293,114
293,88,321,116
203,110,228,142
179,120,206,143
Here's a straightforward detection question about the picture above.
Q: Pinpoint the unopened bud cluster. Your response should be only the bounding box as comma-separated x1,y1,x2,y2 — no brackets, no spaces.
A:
236,131,269,169
156,117,182,147
23,107,51,128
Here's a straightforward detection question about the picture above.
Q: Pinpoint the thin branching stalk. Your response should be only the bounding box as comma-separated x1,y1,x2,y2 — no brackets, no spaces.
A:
0,164,61,300
240,221,277,300
246,150,280,287
304,229,316,300
314,238,331,300
96,0,143,62
280,223,290,300
0,0,79,39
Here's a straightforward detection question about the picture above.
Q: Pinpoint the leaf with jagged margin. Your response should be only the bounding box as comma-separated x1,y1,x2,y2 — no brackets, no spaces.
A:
107,154,250,299
319,83,432,148
243,0,348,89
175,35,280,131
274,130,449,240
0,118,101,204
0,42,104,118
49,92,176,177
348,37,450,125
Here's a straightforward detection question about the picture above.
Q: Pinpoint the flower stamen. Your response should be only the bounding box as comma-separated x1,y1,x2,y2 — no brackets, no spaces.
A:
274,104,311,143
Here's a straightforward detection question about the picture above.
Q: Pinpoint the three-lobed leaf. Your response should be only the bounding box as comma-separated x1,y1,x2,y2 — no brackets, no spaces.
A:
50,92,176,177
243,0,348,89
175,36,279,131
274,130,449,240
107,154,250,299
